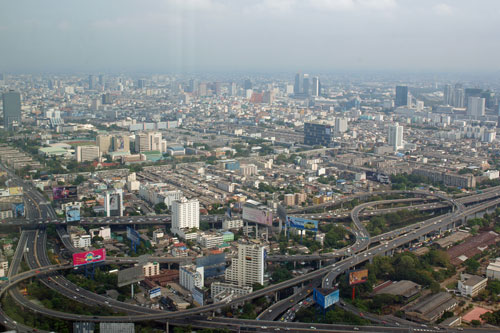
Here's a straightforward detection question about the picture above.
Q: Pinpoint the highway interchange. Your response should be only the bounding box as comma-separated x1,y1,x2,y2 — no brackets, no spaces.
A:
2,164,500,332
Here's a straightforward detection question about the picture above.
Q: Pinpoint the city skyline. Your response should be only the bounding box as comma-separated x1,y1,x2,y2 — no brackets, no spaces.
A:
1,1,500,73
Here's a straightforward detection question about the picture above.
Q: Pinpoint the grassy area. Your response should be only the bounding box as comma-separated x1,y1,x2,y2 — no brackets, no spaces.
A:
365,209,432,236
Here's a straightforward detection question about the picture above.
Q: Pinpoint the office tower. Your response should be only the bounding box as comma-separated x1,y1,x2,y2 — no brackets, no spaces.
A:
198,83,207,96
76,145,100,162
303,74,310,96
225,243,265,287
262,91,274,104
137,79,146,89
188,79,198,93
294,72,304,95
0,73,4,81
388,123,404,150
98,74,105,86
304,122,333,146
243,79,252,90
96,134,113,154
467,97,485,118
481,90,495,109
454,87,465,107
312,77,321,97
335,117,348,135
229,82,237,96
395,86,409,107
135,132,150,153
214,82,222,95
464,88,482,107
88,75,96,90
2,90,21,130
149,132,162,151
443,84,453,105
48,79,54,90
112,134,130,153
102,93,112,105
172,198,200,231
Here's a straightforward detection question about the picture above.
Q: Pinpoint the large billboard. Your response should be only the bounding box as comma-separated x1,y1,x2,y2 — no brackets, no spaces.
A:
286,216,318,232
313,288,339,309
108,192,121,216
72,249,106,267
127,227,140,243
349,269,369,286
12,203,25,218
8,187,23,196
53,186,77,201
117,265,144,287
65,205,81,222
242,206,273,226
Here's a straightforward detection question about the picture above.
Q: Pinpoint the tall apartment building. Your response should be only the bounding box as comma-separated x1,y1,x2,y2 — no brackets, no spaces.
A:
335,117,348,135
179,264,204,293
76,145,100,162
388,123,404,150
225,243,265,287
96,134,113,154
239,164,258,176
135,131,165,153
467,97,485,118
172,198,200,233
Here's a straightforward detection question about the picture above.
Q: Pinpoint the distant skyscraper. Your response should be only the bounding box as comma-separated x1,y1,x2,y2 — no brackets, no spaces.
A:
388,122,403,150
467,97,485,118
303,74,310,96
229,82,237,96
98,74,105,86
88,75,96,90
243,79,252,90
2,90,21,130
453,86,465,108
0,73,4,81
335,117,348,135
102,93,112,105
188,79,198,94
464,88,482,107
294,72,304,95
137,79,146,89
443,84,453,105
395,86,408,107
312,77,321,97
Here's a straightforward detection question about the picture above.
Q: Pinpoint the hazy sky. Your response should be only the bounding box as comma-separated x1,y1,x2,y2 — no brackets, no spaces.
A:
1,0,499,73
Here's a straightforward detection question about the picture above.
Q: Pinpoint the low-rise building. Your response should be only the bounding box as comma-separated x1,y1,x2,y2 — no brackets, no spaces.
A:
222,218,244,230
486,258,500,280
405,292,458,323
143,262,160,277
211,282,253,302
197,233,224,249
458,273,487,297
72,234,92,248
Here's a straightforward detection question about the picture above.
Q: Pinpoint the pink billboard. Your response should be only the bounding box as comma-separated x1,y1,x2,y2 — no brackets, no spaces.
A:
73,249,106,267
242,206,273,226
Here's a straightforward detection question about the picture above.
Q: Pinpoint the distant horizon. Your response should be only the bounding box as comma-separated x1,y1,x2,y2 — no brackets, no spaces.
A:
1,1,500,74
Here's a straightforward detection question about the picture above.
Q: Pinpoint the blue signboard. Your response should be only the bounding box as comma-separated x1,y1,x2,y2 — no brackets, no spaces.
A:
286,216,318,232
150,287,161,299
313,288,339,309
127,227,140,243
65,205,81,222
